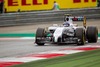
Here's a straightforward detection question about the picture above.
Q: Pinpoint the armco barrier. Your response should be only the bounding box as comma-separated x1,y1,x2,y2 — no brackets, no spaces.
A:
0,7,100,26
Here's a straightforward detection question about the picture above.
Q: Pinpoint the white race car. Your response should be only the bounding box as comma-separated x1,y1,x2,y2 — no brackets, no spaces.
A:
35,15,98,46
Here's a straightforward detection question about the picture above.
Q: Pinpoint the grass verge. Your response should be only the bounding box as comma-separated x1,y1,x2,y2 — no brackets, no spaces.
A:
11,49,100,67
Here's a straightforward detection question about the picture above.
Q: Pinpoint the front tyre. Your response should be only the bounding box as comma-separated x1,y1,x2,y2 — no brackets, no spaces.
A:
35,28,46,46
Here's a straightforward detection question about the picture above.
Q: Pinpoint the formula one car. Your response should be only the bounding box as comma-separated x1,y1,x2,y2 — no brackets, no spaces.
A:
35,14,98,46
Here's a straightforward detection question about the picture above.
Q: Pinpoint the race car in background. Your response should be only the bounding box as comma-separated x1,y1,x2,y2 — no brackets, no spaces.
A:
35,14,98,46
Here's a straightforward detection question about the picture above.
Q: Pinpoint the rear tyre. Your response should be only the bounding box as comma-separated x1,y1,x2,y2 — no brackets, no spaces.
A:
86,26,98,43
75,28,85,45
35,28,45,46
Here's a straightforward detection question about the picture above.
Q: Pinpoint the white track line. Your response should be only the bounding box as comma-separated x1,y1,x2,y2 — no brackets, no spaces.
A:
0,57,45,62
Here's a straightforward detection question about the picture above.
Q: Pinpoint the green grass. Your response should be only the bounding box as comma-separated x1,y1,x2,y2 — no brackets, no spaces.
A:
11,49,100,67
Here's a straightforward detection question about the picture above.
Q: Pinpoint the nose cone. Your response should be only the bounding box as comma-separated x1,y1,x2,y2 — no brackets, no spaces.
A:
54,37,59,43
53,27,64,42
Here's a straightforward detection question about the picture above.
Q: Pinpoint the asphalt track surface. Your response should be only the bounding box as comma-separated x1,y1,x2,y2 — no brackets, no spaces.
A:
0,20,100,58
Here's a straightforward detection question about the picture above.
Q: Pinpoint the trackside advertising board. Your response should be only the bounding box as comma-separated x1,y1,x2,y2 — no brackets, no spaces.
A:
4,0,97,12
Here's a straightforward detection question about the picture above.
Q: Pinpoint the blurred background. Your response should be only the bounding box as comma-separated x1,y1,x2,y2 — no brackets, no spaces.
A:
0,0,100,28
1,0,100,13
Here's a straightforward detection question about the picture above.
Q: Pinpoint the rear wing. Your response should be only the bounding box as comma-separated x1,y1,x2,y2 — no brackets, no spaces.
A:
72,16,84,21
72,16,86,28
64,15,86,28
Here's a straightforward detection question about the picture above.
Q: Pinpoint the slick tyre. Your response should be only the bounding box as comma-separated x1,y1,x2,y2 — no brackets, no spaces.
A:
86,26,98,43
76,28,85,45
35,28,45,46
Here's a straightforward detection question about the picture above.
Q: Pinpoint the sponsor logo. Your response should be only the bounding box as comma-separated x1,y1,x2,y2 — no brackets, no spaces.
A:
8,0,48,6
73,0,96,3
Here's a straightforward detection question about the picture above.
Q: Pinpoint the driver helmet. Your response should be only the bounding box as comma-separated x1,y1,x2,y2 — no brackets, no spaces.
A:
66,17,69,21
